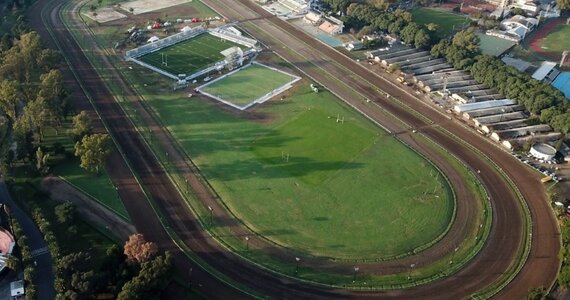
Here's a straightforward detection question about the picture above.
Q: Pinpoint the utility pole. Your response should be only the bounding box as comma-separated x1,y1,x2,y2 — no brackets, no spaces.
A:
561,50,569,68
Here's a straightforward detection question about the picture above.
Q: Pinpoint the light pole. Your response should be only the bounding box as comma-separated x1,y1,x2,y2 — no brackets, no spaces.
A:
407,263,416,280
449,246,459,264
208,206,213,225
245,236,250,250
295,257,300,274
188,267,193,288
353,266,359,282
185,178,189,194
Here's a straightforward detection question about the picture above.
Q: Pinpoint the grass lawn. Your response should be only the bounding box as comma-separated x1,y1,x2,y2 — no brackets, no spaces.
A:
199,64,298,108
138,33,244,76
411,8,469,38
145,84,453,259
540,24,570,54
41,126,130,221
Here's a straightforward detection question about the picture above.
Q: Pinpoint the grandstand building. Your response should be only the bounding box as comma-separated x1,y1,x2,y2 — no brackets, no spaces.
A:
125,26,259,82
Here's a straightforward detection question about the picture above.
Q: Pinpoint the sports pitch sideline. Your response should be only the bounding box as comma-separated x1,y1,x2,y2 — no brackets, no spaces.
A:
138,33,244,76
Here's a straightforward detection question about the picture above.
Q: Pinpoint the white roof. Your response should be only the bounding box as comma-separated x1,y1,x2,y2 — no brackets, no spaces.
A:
181,26,192,32
304,11,321,22
147,36,159,43
531,61,557,80
454,99,516,113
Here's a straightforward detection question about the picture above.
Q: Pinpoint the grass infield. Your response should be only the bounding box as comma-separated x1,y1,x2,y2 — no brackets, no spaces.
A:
411,8,470,38
138,33,243,76
539,24,570,54
200,64,298,107
148,84,454,259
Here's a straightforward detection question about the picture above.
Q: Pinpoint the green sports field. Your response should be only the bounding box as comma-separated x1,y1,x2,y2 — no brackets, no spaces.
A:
200,64,298,108
540,24,570,54
146,84,454,259
138,33,243,76
411,8,469,38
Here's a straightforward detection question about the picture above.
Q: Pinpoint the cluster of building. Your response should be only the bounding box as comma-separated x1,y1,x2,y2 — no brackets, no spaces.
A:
486,14,538,42
368,44,562,150
303,11,344,35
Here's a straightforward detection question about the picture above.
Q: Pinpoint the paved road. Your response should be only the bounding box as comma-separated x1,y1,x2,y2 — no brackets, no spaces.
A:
28,0,560,299
0,181,55,300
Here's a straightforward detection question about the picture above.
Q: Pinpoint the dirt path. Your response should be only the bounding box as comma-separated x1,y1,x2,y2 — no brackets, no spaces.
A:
40,176,136,241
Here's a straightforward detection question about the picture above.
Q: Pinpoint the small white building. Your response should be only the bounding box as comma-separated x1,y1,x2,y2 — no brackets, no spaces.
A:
530,143,557,160
304,11,322,25
10,280,24,299
147,36,159,43
531,61,557,81
344,41,364,51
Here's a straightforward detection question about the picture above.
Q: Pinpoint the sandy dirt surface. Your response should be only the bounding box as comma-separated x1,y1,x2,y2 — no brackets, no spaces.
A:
41,176,135,241
82,7,126,23
118,0,192,15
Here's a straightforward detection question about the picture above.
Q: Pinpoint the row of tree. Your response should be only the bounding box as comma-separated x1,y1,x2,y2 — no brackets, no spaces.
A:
323,0,435,49
4,205,37,299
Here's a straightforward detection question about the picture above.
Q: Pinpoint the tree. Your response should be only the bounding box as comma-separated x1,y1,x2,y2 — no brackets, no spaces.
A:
74,133,111,174
426,23,439,32
526,287,545,300
14,96,51,142
0,80,20,121
54,202,75,224
117,252,173,300
414,29,431,49
124,234,158,264
559,265,570,288
71,111,91,141
400,22,420,45
387,63,400,73
550,112,570,134
35,147,49,175
557,0,570,10
452,27,480,55
5,255,20,270
511,7,526,16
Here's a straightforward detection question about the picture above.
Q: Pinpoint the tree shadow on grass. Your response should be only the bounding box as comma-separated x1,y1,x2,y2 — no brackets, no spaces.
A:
201,156,364,181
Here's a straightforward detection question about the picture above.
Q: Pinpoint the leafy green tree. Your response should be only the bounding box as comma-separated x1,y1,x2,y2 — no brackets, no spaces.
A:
71,111,91,141
550,112,570,134
0,34,13,52
400,22,420,44
526,287,545,300
414,29,430,49
54,202,75,224
452,27,480,55
559,265,570,288
14,96,51,142
426,23,439,32
117,252,173,300
74,133,111,174
0,80,20,121
430,40,450,58
557,0,570,10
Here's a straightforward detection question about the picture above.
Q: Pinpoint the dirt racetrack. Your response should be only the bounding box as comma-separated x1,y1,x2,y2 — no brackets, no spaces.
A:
30,0,560,298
